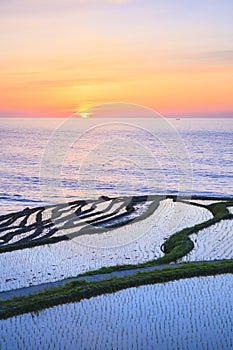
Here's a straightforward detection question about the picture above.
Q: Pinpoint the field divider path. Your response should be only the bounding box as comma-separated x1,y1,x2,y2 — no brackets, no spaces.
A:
0,263,178,300
0,259,232,320
0,258,231,301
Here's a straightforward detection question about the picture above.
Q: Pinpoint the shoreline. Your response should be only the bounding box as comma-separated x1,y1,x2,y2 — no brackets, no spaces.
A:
1,193,233,217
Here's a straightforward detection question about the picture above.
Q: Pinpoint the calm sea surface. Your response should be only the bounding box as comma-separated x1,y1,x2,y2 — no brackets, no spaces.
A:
0,118,232,214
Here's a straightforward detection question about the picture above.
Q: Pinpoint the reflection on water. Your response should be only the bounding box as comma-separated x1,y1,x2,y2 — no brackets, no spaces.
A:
0,117,233,214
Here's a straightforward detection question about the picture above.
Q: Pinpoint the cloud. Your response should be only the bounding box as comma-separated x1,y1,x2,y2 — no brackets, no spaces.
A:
30,77,114,87
182,50,233,65
30,72,136,88
199,50,233,64
0,110,34,118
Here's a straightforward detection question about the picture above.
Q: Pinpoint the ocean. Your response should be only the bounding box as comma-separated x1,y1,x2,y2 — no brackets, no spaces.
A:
0,117,233,214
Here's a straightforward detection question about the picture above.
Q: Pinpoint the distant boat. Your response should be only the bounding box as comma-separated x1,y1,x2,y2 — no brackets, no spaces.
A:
176,118,180,120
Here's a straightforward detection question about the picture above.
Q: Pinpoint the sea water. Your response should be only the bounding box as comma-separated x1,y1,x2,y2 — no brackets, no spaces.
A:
0,117,232,214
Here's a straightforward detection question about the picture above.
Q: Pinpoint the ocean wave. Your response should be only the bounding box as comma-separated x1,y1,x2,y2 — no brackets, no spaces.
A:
0,193,42,203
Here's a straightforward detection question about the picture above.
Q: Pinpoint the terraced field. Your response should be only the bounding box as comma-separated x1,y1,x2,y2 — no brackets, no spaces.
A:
0,195,232,320
1,274,232,350
182,219,233,261
0,196,215,291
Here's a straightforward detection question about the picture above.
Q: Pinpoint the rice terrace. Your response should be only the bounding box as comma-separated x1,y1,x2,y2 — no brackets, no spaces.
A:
0,194,233,349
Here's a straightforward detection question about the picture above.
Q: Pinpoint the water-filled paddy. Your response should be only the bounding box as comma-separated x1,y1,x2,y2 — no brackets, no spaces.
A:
1,274,232,350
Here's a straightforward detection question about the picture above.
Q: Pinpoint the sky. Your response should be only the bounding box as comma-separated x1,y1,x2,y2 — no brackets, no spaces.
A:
0,0,233,118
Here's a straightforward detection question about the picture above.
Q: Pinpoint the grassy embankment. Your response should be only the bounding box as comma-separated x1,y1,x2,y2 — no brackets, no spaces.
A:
0,260,232,319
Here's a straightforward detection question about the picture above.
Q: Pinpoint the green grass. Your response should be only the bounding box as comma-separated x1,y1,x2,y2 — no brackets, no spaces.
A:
207,202,231,217
0,260,232,320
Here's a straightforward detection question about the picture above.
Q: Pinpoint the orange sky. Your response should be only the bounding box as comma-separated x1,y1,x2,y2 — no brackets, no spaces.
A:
0,0,233,117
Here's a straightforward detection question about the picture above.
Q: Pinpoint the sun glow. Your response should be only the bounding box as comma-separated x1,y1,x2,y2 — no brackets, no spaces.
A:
80,112,89,119
77,104,92,119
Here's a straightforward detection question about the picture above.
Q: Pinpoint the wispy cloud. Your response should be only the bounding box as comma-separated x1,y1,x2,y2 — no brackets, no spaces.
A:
0,110,34,118
196,50,233,64
30,76,125,87
175,49,233,65
28,67,140,89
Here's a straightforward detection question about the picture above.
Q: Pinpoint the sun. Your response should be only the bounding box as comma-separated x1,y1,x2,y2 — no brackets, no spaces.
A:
80,112,89,119
77,104,91,118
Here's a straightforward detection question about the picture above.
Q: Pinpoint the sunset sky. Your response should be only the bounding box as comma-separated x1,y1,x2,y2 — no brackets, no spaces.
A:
0,0,233,118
